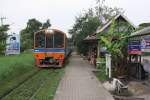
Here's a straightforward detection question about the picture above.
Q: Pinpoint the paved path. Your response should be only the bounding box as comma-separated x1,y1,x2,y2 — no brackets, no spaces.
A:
54,53,114,100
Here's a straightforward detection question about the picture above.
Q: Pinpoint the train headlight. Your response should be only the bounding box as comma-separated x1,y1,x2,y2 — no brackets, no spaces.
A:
46,29,54,34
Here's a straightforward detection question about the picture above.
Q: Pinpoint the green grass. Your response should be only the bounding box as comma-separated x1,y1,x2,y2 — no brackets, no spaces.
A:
0,53,37,98
95,57,108,82
0,69,39,98
0,53,65,100
0,52,66,100
30,69,64,100
2,69,64,100
0,53,35,82
2,70,50,100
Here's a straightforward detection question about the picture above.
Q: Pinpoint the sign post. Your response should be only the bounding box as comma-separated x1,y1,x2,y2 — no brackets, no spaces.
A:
106,54,111,78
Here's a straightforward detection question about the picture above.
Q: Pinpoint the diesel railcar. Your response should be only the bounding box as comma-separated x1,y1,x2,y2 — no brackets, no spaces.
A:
33,29,72,67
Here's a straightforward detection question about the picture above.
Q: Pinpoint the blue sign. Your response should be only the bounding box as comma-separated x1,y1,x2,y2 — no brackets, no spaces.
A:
128,40,141,54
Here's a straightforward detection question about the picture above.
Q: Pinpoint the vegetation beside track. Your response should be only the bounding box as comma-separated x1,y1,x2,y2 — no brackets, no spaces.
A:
0,53,37,98
0,53,65,100
0,53,35,82
0,69,39,98
2,69,64,100
30,69,64,100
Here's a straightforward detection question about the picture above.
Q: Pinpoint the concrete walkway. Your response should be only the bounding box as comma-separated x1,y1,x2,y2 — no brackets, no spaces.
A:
54,53,114,100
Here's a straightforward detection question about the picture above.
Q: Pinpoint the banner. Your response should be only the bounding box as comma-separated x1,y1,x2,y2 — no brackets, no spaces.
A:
5,33,20,55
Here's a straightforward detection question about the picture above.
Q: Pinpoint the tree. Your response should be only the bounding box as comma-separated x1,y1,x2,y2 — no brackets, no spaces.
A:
69,4,123,55
95,0,123,21
20,18,51,51
20,19,42,51
69,9,101,54
0,24,9,54
98,18,134,76
42,19,51,29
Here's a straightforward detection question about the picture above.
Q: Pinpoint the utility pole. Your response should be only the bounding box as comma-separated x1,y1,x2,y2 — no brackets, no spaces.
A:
0,17,6,25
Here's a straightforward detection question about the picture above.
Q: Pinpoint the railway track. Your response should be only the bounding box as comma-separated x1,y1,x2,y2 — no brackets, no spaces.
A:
0,69,41,100
1,68,64,100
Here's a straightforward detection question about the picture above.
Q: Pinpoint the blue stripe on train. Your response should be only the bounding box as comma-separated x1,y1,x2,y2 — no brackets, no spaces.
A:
33,49,65,52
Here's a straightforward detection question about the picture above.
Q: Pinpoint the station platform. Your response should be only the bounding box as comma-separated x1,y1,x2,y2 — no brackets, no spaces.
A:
54,52,114,100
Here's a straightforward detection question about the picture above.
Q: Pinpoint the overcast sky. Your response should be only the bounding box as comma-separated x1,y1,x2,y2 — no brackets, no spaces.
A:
0,0,150,35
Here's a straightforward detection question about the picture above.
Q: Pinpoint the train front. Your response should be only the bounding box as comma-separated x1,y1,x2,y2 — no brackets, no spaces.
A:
33,29,66,67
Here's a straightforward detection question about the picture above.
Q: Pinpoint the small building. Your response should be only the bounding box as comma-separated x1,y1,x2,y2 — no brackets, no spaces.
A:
84,33,97,65
128,26,150,79
84,13,136,65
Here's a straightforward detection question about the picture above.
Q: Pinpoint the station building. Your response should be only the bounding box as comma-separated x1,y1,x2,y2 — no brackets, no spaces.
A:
84,14,136,66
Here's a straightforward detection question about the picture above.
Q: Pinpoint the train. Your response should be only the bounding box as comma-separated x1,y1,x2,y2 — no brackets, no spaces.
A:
33,29,72,67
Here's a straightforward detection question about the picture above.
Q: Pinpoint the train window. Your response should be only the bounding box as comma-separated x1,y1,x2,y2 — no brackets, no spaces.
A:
46,34,53,48
54,32,64,48
35,31,45,48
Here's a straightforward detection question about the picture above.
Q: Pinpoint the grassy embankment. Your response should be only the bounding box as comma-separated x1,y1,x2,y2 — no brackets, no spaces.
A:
2,69,64,100
0,52,65,100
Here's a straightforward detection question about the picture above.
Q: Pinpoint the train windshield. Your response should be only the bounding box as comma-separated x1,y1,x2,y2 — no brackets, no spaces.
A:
54,32,64,48
35,30,65,48
35,31,45,48
46,32,64,48
46,34,53,48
